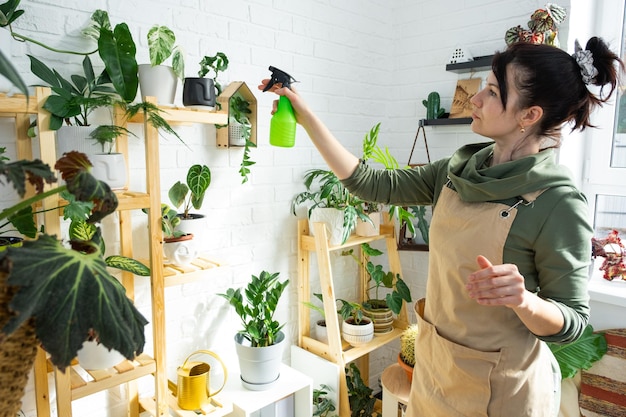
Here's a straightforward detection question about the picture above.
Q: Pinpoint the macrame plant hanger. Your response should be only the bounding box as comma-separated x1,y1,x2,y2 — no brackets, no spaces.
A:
397,121,431,251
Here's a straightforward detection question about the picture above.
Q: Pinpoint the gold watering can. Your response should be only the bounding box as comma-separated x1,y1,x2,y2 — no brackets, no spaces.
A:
176,350,227,411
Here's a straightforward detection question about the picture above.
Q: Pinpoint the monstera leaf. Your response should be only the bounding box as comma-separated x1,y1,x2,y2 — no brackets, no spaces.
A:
1,234,148,369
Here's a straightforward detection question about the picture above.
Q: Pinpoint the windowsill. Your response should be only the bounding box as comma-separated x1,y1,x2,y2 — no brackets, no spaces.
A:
587,258,626,307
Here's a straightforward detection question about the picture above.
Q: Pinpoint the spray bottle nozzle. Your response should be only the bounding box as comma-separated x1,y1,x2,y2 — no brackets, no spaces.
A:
263,66,298,91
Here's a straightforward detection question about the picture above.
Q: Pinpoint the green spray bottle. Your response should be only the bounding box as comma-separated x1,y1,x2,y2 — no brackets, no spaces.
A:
263,66,298,147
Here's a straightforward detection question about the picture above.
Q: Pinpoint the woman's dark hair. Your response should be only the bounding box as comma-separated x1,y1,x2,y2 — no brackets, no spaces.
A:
492,37,624,140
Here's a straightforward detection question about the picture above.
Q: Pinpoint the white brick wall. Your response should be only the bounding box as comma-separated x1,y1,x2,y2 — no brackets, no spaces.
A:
2,1,574,415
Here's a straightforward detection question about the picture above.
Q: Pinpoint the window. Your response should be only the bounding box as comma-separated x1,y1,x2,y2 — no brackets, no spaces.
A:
582,0,626,239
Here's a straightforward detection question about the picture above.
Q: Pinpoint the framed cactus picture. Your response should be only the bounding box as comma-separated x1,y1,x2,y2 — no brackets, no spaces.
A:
450,78,481,118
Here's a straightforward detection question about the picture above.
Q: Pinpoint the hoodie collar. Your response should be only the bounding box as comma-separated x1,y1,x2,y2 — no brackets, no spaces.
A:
447,142,575,202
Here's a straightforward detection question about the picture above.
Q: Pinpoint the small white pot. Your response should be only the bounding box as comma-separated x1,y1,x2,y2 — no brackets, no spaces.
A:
56,126,100,158
228,117,247,146
315,320,328,344
77,340,125,370
342,318,374,347
89,153,127,190
163,234,197,266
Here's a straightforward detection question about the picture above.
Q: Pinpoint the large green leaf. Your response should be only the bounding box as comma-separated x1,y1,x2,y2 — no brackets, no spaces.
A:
147,25,175,66
168,181,188,209
98,22,138,102
2,235,148,369
187,164,211,210
105,255,150,276
28,54,62,88
548,325,607,379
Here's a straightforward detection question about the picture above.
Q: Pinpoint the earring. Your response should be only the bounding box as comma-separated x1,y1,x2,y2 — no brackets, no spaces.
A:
520,126,526,133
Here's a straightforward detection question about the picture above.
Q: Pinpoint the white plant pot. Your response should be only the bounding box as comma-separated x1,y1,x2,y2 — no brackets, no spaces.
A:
356,211,381,237
309,207,348,246
228,117,247,146
89,153,127,190
342,318,374,347
138,64,177,104
315,320,328,344
77,340,125,370
56,126,100,158
163,234,197,266
235,331,285,391
175,214,207,252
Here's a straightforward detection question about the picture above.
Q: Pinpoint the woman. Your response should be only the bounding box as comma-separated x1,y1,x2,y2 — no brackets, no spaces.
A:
260,37,622,416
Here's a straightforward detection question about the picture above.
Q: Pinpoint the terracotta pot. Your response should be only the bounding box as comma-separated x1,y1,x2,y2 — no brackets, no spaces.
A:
0,270,39,416
397,353,414,383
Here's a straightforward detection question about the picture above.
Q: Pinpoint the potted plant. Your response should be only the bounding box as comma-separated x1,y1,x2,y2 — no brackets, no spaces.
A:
138,24,184,104
313,384,339,417
345,363,376,417
27,10,139,130
398,323,419,382
86,124,137,190
155,203,196,266
231,94,257,184
302,293,329,343
183,51,229,109
360,122,419,240
292,168,371,245
218,270,289,390
337,299,373,347
168,163,211,248
342,242,412,334
0,149,148,415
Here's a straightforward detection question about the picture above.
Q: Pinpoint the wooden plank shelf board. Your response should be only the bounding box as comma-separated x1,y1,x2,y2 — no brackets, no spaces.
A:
300,327,403,365
115,190,151,211
127,103,228,125
139,393,232,417
48,354,157,401
0,93,38,114
299,223,395,253
163,256,227,287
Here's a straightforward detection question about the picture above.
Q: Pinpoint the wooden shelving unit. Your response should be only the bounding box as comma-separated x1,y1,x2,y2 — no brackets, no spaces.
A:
1,84,246,416
297,218,409,416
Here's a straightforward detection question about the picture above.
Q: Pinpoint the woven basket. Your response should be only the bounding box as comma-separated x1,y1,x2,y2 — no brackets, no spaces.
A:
0,270,39,417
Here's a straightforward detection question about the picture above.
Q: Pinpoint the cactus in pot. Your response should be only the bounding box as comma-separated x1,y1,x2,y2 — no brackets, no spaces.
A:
422,91,445,119
399,324,419,367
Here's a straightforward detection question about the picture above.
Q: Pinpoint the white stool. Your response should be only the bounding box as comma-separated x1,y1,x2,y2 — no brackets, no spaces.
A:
381,363,411,417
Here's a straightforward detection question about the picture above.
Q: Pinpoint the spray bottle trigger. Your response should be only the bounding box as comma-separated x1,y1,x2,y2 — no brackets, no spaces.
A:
263,66,298,91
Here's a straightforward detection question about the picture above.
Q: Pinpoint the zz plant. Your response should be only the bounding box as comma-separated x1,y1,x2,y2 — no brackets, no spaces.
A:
219,270,289,347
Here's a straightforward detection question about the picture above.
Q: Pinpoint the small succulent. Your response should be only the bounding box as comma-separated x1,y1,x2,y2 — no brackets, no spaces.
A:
399,324,419,367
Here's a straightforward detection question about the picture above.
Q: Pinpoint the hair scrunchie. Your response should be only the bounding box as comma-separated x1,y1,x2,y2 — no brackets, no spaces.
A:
572,39,598,85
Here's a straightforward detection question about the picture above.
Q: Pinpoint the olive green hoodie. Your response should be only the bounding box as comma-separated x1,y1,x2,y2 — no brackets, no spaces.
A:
342,142,591,343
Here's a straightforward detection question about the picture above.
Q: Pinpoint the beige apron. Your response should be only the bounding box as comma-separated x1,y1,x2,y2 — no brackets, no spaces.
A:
406,185,556,417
